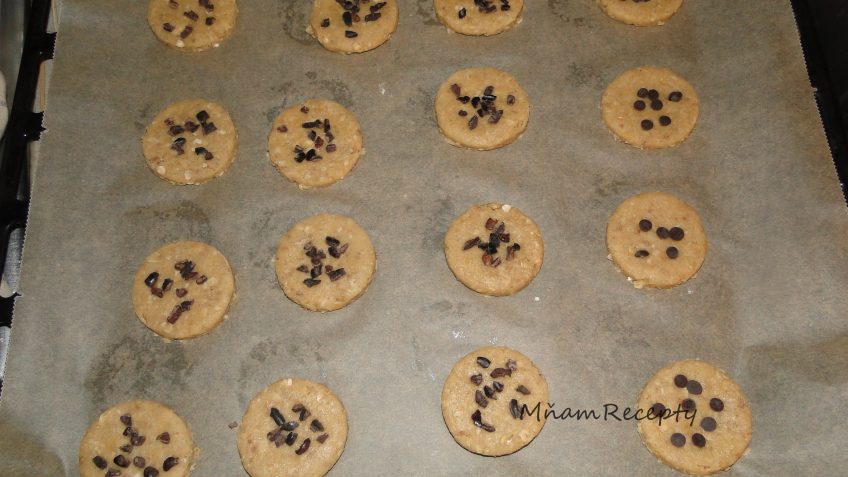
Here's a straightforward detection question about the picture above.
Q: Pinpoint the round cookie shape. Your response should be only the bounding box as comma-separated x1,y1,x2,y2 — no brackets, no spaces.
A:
237,378,348,477
435,68,530,150
275,214,376,312
444,203,543,296
142,99,238,185
307,0,399,54
606,192,706,289
132,241,236,340
597,0,683,26
147,0,238,51
637,360,752,475
441,346,549,456
268,99,364,189
434,0,524,36
79,400,195,477
601,66,699,149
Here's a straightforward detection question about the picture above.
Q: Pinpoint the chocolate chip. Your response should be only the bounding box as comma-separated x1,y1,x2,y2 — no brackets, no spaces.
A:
271,407,286,427
300,106,309,114
492,381,504,392
133,456,146,468
477,356,491,368
669,227,684,241
184,10,199,21
650,99,663,111
163,23,174,32
123,426,134,437
468,115,478,130
656,227,670,239
634,249,649,258
483,385,497,399
144,272,159,287
633,100,646,111
709,398,724,412
292,403,310,421
475,389,488,408
195,275,207,284
184,120,199,132
175,288,187,297
282,420,299,431
639,219,652,231
701,416,717,432
647,89,659,100
114,455,130,468
131,434,146,446
202,122,217,135
641,119,653,130
659,115,671,126
681,398,696,411
286,432,297,446
471,409,495,432
326,143,337,153
345,30,358,38
674,374,688,388
687,380,702,395
106,470,121,477
303,278,321,287
506,359,517,371
199,0,214,11
668,91,683,102
507,94,516,105
458,7,467,18
157,432,171,444
93,456,108,469
120,444,133,453
509,399,522,419
144,467,160,477
328,268,346,281
490,367,512,378
670,433,686,447
162,456,179,471
317,433,329,443
651,402,666,417
179,26,193,39
637,88,648,98
470,374,483,385
364,12,381,21
666,247,679,259
168,125,185,136
343,11,353,26
321,18,330,27
516,385,531,395
463,237,481,250
205,17,215,25
692,433,706,447
295,438,311,455
310,419,324,432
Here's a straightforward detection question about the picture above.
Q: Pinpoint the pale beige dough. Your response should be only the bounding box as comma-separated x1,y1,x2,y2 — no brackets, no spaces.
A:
434,0,524,36
79,400,196,477
306,0,399,54
637,360,753,475
598,0,683,26
142,99,237,185
147,0,237,51
606,192,706,289
275,214,376,312
268,99,364,189
601,66,699,149
435,67,530,150
237,378,348,477
132,241,235,340
441,346,549,456
444,203,543,296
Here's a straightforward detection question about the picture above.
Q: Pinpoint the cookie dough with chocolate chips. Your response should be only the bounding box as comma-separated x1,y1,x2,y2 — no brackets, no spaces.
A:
132,241,235,340
237,378,348,477
444,203,543,296
79,400,196,477
307,0,399,54
275,214,376,312
637,360,752,475
142,99,238,185
434,0,524,36
147,0,238,51
441,346,549,456
435,68,530,150
601,66,699,149
606,192,706,289
268,99,364,189
597,0,683,26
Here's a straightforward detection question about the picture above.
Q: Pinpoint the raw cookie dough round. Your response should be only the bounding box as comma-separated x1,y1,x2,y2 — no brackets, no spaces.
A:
275,214,376,312
147,0,238,51
132,241,235,340
307,0,399,54
237,378,348,477
268,99,364,189
598,0,683,26
435,67,530,150
441,346,549,456
601,66,699,149
637,360,752,475
79,400,196,477
142,99,238,185
434,0,524,36
606,192,706,289
444,203,543,296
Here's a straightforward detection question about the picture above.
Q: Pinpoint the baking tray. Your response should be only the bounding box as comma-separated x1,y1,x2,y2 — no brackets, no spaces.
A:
1,0,848,475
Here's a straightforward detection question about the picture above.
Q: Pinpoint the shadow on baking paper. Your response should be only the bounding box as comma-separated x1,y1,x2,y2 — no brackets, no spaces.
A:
276,0,315,45
0,417,65,476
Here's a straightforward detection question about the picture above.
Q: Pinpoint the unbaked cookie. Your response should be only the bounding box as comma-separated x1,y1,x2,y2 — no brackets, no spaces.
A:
598,0,683,26
79,400,196,477
606,192,706,289
434,0,524,36
147,0,238,51
142,99,238,185
435,68,530,150
444,203,543,296
441,346,549,456
637,360,752,475
132,241,235,340
601,67,699,149
275,214,376,312
237,378,348,477
307,0,399,54
268,99,364,189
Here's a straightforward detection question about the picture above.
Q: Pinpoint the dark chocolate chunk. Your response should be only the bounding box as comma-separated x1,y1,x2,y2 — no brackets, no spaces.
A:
687,380,703,395
516,385,531,395
175,288,187,298
343,11,353,26
93,456,108,469
639,219,652,231
184,120,199,132
328,268,346,281
205,17,215,25
168,125,185,136
106,470,121,477
114,455,130,468
310,419,324,432
157,432,171,444
656,227,670,239
475,389,488,408
637,88,649,98
133,456,146,468
195,275,207,285
364,12,381,21
458,7,467,18
130,434,146,446
681,398,696,411
282,420,299,431
326,143,337,153
144,272,159,287
303,278,321,287
641,119,653,130
163,456,179,471
509,399,522,419
507,94,516,105
160,278,173,291
295,438,311,455
483,385,497,399
692,433,706,447
650,99,663,111
668,91,683,102
634,100,646,111
184,10,199,21
321,18,330,27
709,398,724,412
163,23,175,32
651,402,666,417
120,444,133,453
271,407,286,427
471,410,495,432
196,110,210,123
634,249,649,258
179,26,193,39
647,89,659,100
144,467,160,477
302,120,322,129
659,115,671,126
463,237,481,250
468,115,478,130
202,121,217,135
286,432,298,446
345,30,358,38
669,227,684,241
674,374,688,388
317,433,329,443
701,417,717,432
470,374,483,385
670,433,686,447
490,367,512,378
492,381,504,392
300,106,309,114
506,359,517,371
477,356,491,368
666,247,679,259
